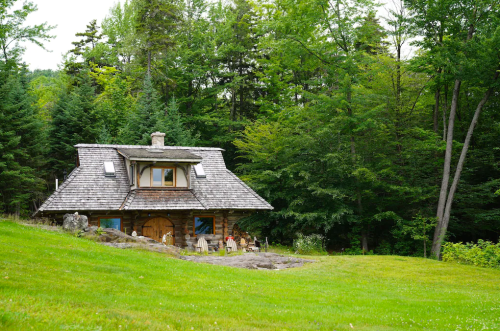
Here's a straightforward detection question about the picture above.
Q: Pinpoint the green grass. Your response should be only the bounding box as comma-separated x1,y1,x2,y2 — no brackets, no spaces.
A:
1,221,499,330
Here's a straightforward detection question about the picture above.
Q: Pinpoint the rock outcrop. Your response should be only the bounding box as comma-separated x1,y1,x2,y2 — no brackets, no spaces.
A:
84,227,180,256
180,252,315,270
62,213,88,231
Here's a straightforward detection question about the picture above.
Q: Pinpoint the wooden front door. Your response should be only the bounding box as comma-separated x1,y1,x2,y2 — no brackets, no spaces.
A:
142,217,175,244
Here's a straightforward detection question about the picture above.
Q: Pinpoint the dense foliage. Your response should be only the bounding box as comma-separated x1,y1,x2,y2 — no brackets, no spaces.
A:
293,234,327,255
442,240,500,269
1,0,499,255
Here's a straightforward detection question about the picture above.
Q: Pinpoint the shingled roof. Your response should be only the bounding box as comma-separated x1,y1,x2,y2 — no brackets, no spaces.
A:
35,144,272,214
117,148,202,162
120,189,206,210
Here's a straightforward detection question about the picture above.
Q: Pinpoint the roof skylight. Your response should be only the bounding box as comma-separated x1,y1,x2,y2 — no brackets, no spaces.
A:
104,162,115,177
194,163,206,178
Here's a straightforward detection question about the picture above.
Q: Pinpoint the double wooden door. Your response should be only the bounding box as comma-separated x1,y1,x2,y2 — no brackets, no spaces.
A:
142,217,175,244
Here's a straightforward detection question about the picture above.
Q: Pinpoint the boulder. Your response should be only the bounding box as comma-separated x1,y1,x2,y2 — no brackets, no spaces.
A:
62,213,88,231
83,226,98,233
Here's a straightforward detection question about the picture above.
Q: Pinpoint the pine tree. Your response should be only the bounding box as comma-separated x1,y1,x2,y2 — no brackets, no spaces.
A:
118,75,165,144
161,97,197,146
97,124,113,144
49,74,98,175
118,77,198,146
134,0,181,77
0,66,46,215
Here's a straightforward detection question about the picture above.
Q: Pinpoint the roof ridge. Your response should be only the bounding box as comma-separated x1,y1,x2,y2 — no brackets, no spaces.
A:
225,170,273,209
75,144,224,151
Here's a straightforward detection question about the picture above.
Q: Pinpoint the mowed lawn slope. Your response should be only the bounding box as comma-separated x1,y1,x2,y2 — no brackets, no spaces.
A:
0,222,499,331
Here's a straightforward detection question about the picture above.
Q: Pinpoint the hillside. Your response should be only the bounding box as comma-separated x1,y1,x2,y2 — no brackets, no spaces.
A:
0,221,499,330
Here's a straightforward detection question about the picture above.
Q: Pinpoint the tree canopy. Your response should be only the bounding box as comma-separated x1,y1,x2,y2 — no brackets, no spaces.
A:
2,0,500,257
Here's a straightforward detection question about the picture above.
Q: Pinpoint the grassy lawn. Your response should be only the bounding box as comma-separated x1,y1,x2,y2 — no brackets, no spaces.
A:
0,221,499,330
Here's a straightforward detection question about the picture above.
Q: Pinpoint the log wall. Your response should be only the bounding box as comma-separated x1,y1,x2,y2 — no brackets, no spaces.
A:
48,210,252,248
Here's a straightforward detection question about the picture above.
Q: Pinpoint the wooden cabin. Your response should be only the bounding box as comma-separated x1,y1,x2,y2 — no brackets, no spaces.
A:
34,132,273,248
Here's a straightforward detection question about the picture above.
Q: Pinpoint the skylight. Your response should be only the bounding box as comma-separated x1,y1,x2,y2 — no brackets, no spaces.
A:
194,164,206,178
104,162,115,177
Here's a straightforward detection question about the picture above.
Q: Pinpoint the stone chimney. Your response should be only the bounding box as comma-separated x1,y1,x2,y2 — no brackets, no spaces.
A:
151,132,165,147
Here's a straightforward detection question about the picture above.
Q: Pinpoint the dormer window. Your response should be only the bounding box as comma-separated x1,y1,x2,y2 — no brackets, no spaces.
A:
151,167,175,187
194,164,206,178
129,164,135,185
104,162,115,177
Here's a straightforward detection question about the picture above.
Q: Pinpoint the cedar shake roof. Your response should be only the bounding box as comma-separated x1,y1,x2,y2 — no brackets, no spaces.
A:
35,144,272,214
120,189,206,210
117,148,202,162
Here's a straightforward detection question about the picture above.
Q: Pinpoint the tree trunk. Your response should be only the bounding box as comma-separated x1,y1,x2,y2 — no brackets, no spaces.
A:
432,79,460,258
230,88,236,122
187,80,193,114
432,20,477,258
433,80,497,257
361,228,369,253
433,88,440,134
2,45,8,63
346,82,367,252
442,85,448,141
395,45,403,154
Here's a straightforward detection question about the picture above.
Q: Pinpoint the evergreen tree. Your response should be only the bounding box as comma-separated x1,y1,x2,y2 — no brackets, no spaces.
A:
97,124,113,144
0,66,46,215
118,75,165,144
161,97,197,146
134,0,181,77
49,74,98,175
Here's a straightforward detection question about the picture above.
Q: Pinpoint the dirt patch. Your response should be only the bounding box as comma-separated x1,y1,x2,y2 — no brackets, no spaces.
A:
180,252,315,270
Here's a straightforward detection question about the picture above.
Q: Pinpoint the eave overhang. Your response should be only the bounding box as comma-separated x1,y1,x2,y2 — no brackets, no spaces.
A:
117,148,202,163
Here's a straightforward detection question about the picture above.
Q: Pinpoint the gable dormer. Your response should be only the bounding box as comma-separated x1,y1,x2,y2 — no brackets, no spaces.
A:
117,133,202,190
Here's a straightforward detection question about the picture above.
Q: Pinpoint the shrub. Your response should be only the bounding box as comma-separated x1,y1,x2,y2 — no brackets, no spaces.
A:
375,241,392,255
293,234,327,255
95,227,105,236
442,240,500,269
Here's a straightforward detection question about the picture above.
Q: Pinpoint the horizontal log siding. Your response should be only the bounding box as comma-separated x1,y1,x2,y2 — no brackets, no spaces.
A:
42,210,253,248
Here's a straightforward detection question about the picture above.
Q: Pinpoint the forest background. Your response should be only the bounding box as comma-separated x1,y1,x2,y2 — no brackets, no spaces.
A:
1,0,500,257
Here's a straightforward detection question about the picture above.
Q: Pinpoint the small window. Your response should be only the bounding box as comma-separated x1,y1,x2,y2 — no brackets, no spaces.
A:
152,168,162,186
164,168,174,186
194,164,206,178
151,167,175,187
194,216,215,236
99,217,121,231
104,162,115,176
129,164,135,185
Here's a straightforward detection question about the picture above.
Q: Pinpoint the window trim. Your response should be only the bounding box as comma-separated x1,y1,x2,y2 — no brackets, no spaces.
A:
193,215,216,237
129,164,135,186
150,167,176,187
98,216,123,232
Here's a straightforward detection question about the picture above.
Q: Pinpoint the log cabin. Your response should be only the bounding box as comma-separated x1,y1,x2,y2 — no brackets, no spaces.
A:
34,132,273,248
